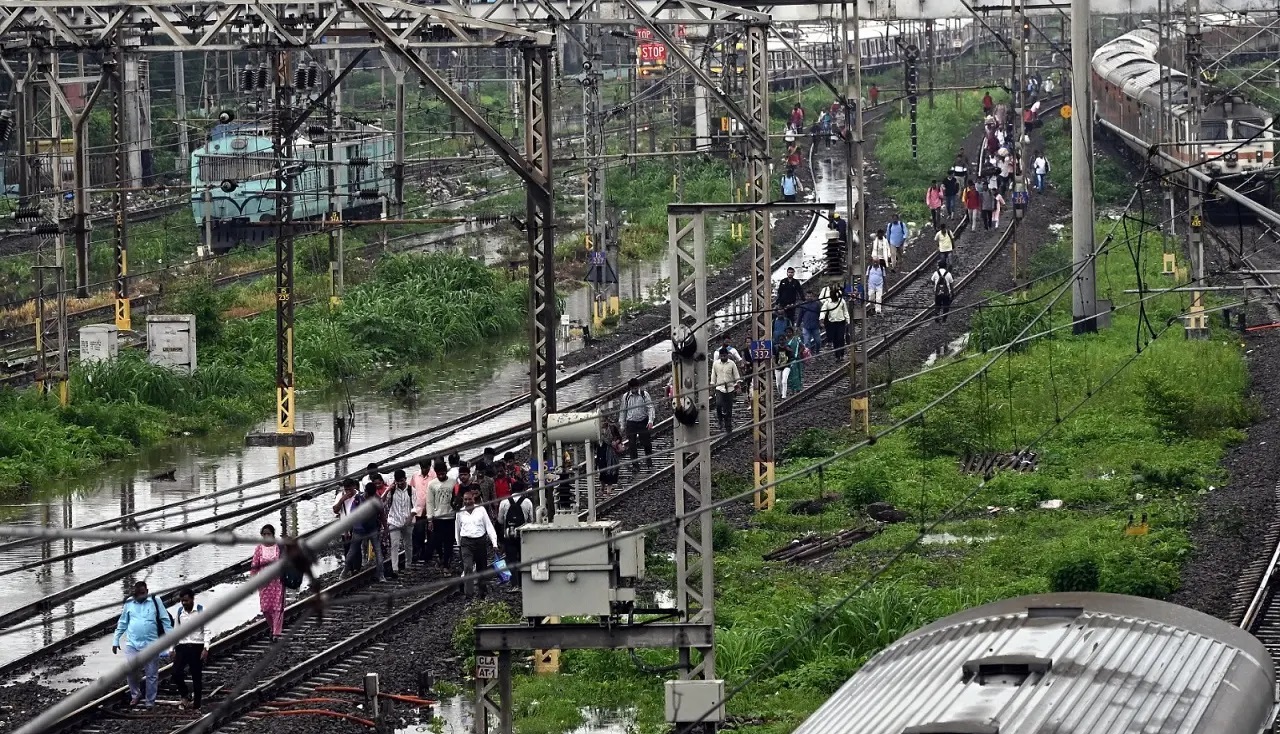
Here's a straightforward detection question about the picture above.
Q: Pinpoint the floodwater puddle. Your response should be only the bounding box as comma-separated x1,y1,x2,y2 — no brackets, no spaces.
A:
923,332,971,367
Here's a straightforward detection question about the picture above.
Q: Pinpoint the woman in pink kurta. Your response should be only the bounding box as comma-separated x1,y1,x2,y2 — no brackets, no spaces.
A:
251,524,285,639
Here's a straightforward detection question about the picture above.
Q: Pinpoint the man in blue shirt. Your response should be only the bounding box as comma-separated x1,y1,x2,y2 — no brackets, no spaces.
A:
797,289,823,356
112,581,174,708
781,172,800,203
885,215,909,273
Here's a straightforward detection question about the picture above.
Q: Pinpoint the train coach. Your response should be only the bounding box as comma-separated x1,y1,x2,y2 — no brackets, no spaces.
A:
1092,17,1275,219
191,119,396,255
791,592,1276,734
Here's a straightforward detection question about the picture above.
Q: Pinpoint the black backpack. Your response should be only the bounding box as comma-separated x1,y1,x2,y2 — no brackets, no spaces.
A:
504,499,527,540
280,544,303,589
934,270,952,298
151,596,173,636
450,482,465,512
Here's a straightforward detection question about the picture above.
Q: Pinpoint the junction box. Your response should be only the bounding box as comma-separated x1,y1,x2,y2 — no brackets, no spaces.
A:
519,520,644,618
79,324,119,364
146,314,197,374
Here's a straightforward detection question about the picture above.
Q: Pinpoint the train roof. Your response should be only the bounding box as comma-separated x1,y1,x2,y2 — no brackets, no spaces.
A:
791,592,1277,734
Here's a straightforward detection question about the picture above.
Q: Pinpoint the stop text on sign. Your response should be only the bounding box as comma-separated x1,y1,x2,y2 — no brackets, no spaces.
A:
638,42,667,63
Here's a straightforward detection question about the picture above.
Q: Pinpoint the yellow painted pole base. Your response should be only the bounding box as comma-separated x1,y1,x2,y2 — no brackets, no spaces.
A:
753,461,776,511
535,617,561,674
115,298,131,332
1161,252,1176,275
608,295,620,317
59,380,69,407
851,396,870,435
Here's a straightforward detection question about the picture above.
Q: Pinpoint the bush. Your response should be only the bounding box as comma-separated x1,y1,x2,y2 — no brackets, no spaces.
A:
1049,556,1100,592
1098,548,1179,600
452,600,519,661
783,429,837,461
841,458,891,510
970,297,1043,354
164,277,225,344
712,519,737,552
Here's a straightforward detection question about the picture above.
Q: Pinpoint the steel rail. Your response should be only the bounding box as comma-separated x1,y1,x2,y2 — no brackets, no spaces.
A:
594,190,1016,516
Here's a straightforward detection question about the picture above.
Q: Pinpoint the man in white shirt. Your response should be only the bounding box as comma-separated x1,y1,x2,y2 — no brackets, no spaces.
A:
455,489,499,598
171,588,207,710
497,491,535,590
710,347,742,434
385,469,415,577
931,261,956,323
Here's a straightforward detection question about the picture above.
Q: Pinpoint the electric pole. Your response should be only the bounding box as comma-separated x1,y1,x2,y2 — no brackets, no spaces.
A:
583,10,616,328
1070,0,1097,332
1184,0,1207,338
746,22,775,511
841,2,869,436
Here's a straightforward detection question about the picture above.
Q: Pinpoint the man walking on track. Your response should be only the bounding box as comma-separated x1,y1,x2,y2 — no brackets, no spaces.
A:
171,588,207,711
711,347,742,434
497,490,534,590
112,581,173,709
621,378,655,470
931,260,955,323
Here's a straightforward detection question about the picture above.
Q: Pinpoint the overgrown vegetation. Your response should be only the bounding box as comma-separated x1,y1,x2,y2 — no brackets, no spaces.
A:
876,89,1003,224
1039,117,1132,205
501,220,1249,734
0,253,527,493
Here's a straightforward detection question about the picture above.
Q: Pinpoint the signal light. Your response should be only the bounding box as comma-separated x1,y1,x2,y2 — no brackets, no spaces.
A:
218,110,235,125
824,229,845,276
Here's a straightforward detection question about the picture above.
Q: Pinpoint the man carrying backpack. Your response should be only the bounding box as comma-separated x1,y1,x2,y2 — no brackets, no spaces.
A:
497,491,535,590
621,378,655,471
931,260,956,324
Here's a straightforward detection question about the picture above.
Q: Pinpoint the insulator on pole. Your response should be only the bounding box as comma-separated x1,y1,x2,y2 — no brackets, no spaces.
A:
240,66,255,92
307,64,319,89
0,110,13,145
294,66,307,89
257,64,269,90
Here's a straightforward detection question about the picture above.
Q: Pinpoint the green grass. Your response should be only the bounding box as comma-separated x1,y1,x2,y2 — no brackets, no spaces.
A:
876,89,1002,225
1038,117,1132,206
498,221,1249,734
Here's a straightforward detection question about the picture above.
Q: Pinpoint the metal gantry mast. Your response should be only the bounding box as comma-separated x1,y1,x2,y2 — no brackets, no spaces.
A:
583,10,616,328
110,37,131,333
745,23,775,511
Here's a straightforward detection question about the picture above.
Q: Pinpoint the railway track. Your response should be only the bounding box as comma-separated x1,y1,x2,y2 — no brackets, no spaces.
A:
3,97,1029,734
593,193,1011,515
0,136,834,680
34,562,449,734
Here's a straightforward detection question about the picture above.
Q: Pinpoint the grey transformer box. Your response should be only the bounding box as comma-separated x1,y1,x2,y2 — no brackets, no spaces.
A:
519,520,645,618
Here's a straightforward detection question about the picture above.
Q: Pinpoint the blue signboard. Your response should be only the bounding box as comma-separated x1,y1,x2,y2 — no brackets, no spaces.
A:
749,339,772,361
588,251,606,266
1012,190,1030,206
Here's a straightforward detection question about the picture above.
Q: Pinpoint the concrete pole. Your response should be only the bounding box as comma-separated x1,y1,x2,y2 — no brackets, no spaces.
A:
174,52,189,169
1184,0,1206,336
842,2,869,436
1070,0,1097,333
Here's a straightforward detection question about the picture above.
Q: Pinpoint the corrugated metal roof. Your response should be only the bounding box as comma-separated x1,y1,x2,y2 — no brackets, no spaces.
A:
792,593,1276,734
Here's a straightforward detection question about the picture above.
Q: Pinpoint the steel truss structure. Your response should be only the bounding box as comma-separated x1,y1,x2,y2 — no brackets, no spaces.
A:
0,0,559,437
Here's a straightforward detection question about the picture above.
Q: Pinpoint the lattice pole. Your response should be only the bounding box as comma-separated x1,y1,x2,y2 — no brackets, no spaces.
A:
525,45,557,424
669,210,714,680
745,23,774,512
